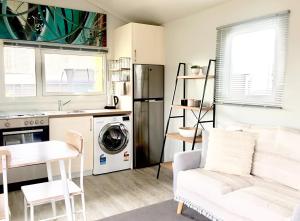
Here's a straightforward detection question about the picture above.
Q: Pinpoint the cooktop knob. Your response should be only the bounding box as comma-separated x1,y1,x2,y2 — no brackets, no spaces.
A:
30,120,34,125
4,122,10,127
35,120,39,124
24,121,29,126
40,120,44,124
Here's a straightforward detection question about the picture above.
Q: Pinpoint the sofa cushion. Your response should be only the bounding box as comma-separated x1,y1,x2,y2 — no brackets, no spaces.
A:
222,182,300,221
205,128,256,176
176,168,253,202
247,127,300,190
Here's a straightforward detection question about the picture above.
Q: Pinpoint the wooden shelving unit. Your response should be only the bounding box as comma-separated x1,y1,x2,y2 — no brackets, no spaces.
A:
172,105,211,112
157,60,216,179
166,133,202,143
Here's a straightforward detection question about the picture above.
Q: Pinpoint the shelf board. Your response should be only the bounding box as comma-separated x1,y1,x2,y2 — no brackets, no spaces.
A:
167,133,202,143
172,105,211,111
109,68,130,72
160,162,173,170
177,75,215,79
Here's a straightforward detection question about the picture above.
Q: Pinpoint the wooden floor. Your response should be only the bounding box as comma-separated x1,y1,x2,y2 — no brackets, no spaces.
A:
9,166,173,221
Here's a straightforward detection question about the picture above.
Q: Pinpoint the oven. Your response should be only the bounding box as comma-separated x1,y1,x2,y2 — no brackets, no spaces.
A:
0,115,49,188
0,126,49,146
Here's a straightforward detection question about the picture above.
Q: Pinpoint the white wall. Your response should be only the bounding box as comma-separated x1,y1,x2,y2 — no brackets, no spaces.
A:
0,0,126,113
163,0,300,161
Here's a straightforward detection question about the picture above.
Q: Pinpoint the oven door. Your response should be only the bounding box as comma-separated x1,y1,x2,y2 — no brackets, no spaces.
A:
0,126,49,186
0,126,49,146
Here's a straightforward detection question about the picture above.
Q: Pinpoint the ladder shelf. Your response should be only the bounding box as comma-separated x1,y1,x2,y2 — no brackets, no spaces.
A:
157,59,216,179
171,105,212,112
166,133,202,143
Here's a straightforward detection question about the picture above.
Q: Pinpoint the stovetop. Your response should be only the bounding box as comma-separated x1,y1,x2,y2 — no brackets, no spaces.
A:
0,113,49,129
0,113,47,119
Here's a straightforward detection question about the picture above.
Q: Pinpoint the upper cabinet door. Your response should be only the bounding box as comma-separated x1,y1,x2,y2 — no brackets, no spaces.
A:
132,23,164,65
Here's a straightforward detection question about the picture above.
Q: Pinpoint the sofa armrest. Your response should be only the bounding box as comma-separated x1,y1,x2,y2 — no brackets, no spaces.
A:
292,204,300,221
173,150,201,194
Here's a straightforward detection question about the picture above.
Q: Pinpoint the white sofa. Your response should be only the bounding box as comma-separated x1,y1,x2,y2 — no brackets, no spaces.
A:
173,127,300,221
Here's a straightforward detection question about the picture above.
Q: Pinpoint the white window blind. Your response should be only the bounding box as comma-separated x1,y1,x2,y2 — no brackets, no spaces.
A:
215,11,289,108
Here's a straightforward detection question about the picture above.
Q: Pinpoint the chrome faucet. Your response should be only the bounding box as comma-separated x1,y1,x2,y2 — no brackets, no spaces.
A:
58,99,71,111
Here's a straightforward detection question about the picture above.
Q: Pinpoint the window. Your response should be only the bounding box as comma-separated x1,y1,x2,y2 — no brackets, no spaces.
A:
215,11,289,108
3,46,36,97
42,50,106,95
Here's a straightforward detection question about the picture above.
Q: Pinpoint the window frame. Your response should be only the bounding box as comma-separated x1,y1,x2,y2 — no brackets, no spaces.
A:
3,45,38,98
41,49,107,96
215,11,289,108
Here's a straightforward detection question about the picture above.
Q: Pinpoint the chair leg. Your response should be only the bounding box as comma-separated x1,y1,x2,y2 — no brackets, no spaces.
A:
81,193,87,221
71,196,76,220
51,201,57,219
30,204,34,221
177,202,184,215
24,198,28,221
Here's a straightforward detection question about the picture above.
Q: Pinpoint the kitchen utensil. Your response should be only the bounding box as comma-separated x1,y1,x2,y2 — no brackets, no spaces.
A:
105,95,119,109
178,127,201,137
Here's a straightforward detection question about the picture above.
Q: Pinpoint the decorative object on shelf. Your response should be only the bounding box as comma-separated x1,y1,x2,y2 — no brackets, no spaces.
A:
0,0,107,47
191,65,201,75
187,99,201,107
201,66,208,76
178,127,201,138
181,99,188,106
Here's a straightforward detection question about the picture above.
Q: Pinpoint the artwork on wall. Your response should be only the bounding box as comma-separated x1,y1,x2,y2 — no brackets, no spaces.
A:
0,0,107,47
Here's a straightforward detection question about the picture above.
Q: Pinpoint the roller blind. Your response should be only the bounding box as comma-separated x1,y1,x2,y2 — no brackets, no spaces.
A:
215,11,289,108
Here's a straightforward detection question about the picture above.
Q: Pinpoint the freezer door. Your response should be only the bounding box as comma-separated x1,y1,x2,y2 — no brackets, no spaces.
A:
134,64,149,99
133,101,149,168
148,100,164,165
148,65,164,99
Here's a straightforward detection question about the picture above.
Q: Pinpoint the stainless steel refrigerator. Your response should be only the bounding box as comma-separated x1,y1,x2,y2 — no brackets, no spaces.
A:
133,64,164,168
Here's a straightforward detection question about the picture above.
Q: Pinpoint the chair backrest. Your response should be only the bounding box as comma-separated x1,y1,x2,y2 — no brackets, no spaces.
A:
65,130,83,153
65,130,84,190
0,148,11,220
0,149,10,173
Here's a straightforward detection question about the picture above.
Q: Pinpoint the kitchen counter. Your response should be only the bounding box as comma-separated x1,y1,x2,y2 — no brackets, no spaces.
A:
45,109,131,118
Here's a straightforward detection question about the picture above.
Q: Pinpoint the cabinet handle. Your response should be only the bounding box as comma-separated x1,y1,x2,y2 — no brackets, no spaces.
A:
134,49,137,62
90,118,92,132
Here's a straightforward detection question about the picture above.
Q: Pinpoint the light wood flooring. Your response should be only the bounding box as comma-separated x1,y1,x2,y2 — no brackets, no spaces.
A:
9,166,173,221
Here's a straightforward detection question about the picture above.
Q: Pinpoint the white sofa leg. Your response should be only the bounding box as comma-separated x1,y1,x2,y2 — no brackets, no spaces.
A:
177,202,184,215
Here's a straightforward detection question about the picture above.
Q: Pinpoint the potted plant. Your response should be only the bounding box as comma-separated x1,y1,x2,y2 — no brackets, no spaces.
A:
191,65,201,75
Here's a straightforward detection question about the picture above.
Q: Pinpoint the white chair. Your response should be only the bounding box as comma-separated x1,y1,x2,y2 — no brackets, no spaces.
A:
21,131,86,221
0,148,11,221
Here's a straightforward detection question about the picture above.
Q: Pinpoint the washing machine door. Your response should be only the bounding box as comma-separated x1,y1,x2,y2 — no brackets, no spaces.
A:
99,122,129,154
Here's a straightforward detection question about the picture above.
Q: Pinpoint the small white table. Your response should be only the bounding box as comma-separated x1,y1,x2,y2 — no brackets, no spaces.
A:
1,140,79,221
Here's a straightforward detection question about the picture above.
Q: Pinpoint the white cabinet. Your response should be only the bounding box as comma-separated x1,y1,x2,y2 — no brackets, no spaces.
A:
113,23,165,65
49,116,93,176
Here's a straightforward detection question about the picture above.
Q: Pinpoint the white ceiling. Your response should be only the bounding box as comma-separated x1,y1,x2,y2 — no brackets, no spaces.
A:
23,0,230,25
89,0,230,24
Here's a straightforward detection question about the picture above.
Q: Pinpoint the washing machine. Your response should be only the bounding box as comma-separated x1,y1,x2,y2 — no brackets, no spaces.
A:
93,115,132,175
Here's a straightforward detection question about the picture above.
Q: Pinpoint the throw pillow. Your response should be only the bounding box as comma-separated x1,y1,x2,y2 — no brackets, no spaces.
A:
205,128,256,176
